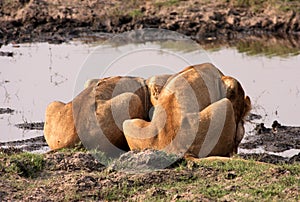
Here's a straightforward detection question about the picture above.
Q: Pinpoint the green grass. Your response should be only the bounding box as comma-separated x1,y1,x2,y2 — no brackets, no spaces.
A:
230,0,265,7
0,151,299,201
1,152,44,178
128,9,143,18
229,0,300,12
96,158,299,201
154,0,181,7
166,159,297,201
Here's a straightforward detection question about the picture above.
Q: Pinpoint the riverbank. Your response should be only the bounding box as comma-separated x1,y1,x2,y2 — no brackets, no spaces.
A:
0,0,300,45
0,147,299,201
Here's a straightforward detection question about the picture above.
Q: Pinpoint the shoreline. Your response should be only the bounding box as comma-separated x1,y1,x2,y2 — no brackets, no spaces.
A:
1,0,300,45
0,119,299,165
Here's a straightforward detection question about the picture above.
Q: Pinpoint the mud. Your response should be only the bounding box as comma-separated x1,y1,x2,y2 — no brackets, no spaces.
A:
239,153,300,165
1,120,299,165
0,51,13,57
15,122,44,130
0,107,14,114
0,136,48,153
240,121,300,153
0,0,300,45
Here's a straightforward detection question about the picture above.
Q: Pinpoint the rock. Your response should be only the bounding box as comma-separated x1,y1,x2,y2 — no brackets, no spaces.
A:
108,149,181,172
226,16,236,25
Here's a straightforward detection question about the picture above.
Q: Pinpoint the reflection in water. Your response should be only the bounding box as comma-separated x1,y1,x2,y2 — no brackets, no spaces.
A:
199,35,300,58
235,38,300,58
50,72,68,86
48,46,68,87
0,36,299,143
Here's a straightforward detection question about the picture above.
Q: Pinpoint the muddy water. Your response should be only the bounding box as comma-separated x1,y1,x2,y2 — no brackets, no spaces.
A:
0,42,91,142
0,38,299,155
210,48,300,127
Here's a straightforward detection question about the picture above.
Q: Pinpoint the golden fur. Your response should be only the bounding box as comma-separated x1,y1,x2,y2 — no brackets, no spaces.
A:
123,63,251,158
44,101,79,150
44,63,251,159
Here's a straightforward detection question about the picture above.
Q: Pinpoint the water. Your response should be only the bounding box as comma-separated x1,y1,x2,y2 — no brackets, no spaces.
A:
209,48,300,127
0,36,299,156
0,42,91,142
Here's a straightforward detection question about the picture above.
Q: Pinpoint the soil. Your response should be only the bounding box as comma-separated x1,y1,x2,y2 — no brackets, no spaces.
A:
0,0,300,45
0,146,299,201
0,149,208,201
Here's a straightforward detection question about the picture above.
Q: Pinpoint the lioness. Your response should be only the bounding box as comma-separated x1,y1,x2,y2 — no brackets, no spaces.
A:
44,63,250,159
44,76,151,156
123,63,251,158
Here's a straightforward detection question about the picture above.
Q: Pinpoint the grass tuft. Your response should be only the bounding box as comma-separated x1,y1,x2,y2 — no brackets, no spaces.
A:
3,152,44,178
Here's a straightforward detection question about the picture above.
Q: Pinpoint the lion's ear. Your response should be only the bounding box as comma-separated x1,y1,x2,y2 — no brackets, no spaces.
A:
244,96,251,116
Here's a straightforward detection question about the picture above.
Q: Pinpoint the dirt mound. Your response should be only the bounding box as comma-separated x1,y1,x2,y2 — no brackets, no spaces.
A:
108,149,183,172
0,148,299,201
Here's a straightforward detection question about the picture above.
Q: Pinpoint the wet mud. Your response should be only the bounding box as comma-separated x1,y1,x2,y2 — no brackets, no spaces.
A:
0,136,48,153
0,51,13,57
0,107,14,114
1,120,299,165
240,121,300,153
15,122,44,130
0,0,300,45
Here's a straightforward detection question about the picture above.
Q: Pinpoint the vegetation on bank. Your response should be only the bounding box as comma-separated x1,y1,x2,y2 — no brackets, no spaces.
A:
122,0,300,15
2,0,300,18
228,0,300,12
0,149,299,201
202,37,300,58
